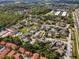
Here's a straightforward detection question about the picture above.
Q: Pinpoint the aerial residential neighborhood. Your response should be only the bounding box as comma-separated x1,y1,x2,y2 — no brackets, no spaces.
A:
0,0,79,59
0,41,48,59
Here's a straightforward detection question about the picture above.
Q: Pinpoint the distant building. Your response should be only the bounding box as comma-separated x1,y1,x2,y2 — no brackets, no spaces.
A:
0,41,48,59
62,12,67,16
50,41,67,56
55,11,60,16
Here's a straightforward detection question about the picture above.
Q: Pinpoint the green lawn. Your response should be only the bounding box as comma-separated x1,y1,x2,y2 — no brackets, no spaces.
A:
71,30,77,59
19,27,28,34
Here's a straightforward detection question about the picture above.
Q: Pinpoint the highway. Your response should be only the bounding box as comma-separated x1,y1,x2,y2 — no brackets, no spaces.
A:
73,9,79,58
74,9,79,35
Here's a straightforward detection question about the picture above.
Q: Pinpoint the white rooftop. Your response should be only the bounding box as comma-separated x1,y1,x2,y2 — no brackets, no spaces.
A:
1,32,11,38
62,12,67,16
0,31,8,36
55,11,60,16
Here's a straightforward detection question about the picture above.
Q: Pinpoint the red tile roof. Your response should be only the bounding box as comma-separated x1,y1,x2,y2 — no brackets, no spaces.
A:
0,48,10,58
31,53,40,59
40,56,48,59
0,41,6,45
6,43,17,49
13,53,21,59
25,51,33,56
7,50,15,57
0,42,48,59
19,47,25,53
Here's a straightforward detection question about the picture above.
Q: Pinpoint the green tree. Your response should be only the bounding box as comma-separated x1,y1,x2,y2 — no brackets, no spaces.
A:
4,56,13,59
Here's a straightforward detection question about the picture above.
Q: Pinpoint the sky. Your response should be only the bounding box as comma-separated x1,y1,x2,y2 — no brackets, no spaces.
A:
0,0,17,1
0,0,79,3
0,0,78,1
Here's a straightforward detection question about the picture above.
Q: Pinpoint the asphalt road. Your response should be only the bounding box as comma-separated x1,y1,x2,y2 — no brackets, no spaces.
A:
74,9,79,35
73,9,79,58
